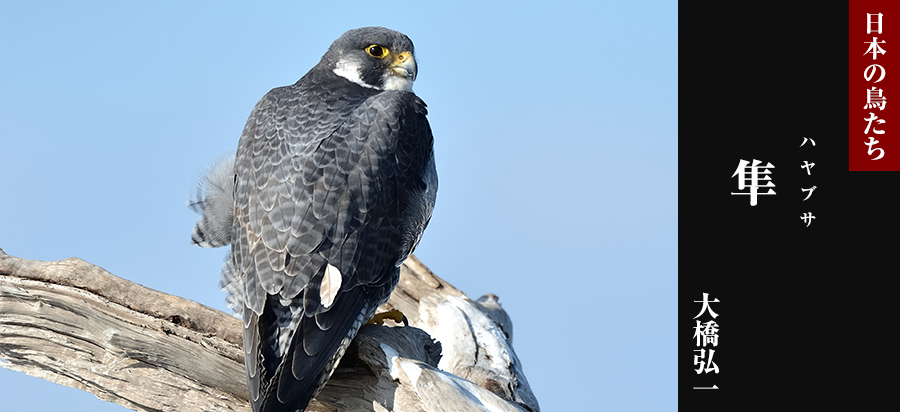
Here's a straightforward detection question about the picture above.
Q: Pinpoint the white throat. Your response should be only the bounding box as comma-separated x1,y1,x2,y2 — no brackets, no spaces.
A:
383,73,414,92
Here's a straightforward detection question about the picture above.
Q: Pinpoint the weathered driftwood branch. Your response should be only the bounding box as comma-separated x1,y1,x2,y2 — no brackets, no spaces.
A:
0,247,538,412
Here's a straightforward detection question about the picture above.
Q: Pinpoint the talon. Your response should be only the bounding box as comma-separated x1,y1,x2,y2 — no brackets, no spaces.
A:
367,309,407,326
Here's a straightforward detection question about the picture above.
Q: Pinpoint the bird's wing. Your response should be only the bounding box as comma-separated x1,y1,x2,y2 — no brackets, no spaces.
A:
233,85,434,411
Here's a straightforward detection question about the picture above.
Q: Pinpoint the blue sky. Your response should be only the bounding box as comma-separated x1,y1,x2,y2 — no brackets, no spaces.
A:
0,1,677,410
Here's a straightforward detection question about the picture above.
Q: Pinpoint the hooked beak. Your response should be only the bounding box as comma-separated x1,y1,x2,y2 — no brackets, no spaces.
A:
389,51,416,81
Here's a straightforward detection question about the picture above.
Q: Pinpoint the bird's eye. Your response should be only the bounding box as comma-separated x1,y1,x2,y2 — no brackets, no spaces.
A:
366,45,388,58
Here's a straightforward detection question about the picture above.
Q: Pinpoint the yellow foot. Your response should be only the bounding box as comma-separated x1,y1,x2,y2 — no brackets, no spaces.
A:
366,309,408,326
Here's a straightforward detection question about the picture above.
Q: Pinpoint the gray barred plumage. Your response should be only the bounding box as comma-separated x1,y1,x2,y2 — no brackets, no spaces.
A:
191,27,436,412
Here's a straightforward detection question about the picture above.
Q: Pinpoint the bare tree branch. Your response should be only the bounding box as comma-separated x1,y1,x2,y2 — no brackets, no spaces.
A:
0,247,538,412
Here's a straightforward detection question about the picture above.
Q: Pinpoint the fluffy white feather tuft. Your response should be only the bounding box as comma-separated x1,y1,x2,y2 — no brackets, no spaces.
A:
189,154,236,248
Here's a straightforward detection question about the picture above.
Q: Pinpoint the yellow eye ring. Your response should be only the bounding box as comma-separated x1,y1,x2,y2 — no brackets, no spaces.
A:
366,44,389,59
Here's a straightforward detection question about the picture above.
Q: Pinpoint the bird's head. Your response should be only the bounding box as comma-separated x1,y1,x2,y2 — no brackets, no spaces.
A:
321,27,417,92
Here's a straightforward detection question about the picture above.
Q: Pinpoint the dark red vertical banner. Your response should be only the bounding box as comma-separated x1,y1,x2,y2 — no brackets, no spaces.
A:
851,1,900,170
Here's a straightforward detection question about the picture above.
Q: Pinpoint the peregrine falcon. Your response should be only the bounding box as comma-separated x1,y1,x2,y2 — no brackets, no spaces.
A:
190,27,437,412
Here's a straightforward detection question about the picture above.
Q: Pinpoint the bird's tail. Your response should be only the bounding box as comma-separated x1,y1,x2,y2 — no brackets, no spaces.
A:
251,286,372,412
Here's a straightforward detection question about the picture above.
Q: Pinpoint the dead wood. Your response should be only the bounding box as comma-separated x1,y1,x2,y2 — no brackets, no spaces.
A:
0,247,538,412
